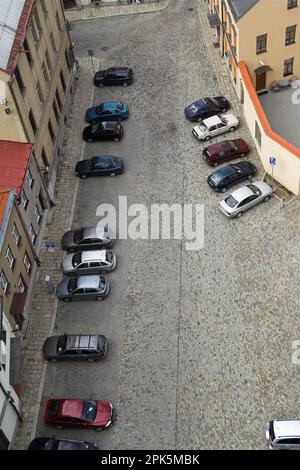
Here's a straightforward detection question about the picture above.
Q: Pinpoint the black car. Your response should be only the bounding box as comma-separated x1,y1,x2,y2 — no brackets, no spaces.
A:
75,156,124,178
207,161,257,192
184,96,230,122
43,334,108,362
82,122,123,142
28,437,98,450
94,67,133,87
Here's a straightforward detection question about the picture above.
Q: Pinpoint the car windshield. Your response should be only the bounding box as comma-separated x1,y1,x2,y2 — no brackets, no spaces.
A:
199,123,207,131
210,172,223,184
189,104,199,113
229,141,238,152
81,400,97,422
106,251,113,263
72,252,82,267
224,195,238,208
95,105,104,114
210,98,218,106
117,102,123,110
57,335,66,353
247,184,262,196
74,229,84,243
220,116,227,125
231,165,242,173
68,278,78,293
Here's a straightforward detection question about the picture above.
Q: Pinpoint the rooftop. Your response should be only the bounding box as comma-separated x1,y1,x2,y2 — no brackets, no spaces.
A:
227,0,260,21
258,87,300,150
0,140,32,195
0,0,36,75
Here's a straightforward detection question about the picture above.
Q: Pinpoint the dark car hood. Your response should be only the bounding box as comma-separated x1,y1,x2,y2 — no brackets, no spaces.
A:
61,230,75,249
85,107,97,122
56,277,70,296
94,71,104,80
213,96,230,109
184,100,204,117
83,125,92,138
43,336,59,358
113,157,124,169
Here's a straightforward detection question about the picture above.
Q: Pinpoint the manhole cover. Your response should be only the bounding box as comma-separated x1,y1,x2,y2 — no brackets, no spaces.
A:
101,46,109,51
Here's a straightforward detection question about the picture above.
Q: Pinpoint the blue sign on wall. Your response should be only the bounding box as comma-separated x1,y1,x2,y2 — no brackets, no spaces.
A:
269,157,277,167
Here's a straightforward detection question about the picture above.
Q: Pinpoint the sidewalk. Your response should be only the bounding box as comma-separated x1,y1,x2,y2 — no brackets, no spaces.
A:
65,0,169,22
12,57,99,450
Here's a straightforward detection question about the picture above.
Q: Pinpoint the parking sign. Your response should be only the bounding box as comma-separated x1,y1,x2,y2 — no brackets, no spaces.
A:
269,157,276,167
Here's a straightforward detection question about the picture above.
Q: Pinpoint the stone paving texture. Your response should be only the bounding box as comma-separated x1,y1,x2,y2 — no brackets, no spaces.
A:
13,0,300,450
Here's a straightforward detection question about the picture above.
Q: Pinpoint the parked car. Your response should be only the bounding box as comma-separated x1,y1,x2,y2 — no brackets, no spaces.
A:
207,162,257,192
202,139,250,166
44,399,114,430
184,96,230,122
94,67,133,87
75,156,124,178
218,181,272,218
28,437,98,450
192,114,239,141
266,419,300,449
82,122,123,142
85,102,129,123
61,226,114,252
43,334,108,362
61,250,116,275
56,274,109,302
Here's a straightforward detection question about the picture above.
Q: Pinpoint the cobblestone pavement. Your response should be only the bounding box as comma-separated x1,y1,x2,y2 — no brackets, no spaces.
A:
15,0,300,450
12,57,99,449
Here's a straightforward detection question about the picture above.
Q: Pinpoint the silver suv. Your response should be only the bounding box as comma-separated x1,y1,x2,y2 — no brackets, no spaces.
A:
61,250,116,276
56,274,109,301
43,334,108,362
266,419,300,449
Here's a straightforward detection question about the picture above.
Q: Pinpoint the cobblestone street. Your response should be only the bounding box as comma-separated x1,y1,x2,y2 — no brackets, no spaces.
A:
13,0,300,450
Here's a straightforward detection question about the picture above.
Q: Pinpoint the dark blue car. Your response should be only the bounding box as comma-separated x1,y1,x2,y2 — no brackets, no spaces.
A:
184,96,230,122
207,161,257,192
85,102,129,123
75,156,124,178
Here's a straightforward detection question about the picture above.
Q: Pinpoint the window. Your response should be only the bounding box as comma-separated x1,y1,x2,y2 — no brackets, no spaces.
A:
24,253,32,274
48,120,55,144
42,62,50,83
45,50,52,76
29,109,37,135
17,276,26,293
30,17,40,45
36,80,44,104
52,99,60,123
23,38,32,66
14,66,24,94
288,0,298,8
29,225,37,244
256,34,267,54
26,168,34,188
33,11,42,35
5,246,15,270
34,206,42,224
65,49,71,70
255,121,261,147
21,190,29,209
0,270,8,294
56,12,62,32
55,89,62,111
50,33,57,54
285,25,296,45
38,191,46,212
284,57,294,76
12,224,21,246
60,70,66,92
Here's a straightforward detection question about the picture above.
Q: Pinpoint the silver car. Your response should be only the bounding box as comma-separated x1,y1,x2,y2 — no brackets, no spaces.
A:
266,419,300,449
218,181,272,218
61,226,114,252
56,274,109,301
61,250,116,276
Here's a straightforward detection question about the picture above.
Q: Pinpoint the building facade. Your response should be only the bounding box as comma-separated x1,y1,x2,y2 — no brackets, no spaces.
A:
0,0,75,199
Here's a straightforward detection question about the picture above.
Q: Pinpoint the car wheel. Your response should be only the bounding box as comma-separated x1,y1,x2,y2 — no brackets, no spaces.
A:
110,173,116,177
221,187,227,193
123,82,128,88
96,296,104,301
236,211,243,218
229,126,236,132
264,195,271,202
87,138,93,143
50,358,58,363
114,137,120,142
205,136,211,141
63,298,71,302
80,175,87,179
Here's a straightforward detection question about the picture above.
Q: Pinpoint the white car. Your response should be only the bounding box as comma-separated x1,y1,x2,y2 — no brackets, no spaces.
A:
192,113,239,141
218,181,272,218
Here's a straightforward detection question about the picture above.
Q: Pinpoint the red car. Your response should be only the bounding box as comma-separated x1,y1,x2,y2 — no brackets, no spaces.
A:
202,139,250,166
44,399,114,430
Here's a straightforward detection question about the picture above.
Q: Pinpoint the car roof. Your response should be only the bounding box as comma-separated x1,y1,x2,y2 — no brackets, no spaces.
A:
215,166,236,177
61,400,83,419
206,140,231,153
81,250,107,262
203,115,222,126
274,419,300,438
230,185,254,202
100,102,120,110
91,156,113,164
65,335,98,351
108,67,129,74
82,227,105,239
77,275,100,289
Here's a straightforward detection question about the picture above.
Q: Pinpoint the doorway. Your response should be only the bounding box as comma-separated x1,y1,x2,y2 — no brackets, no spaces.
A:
256,72,266,91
